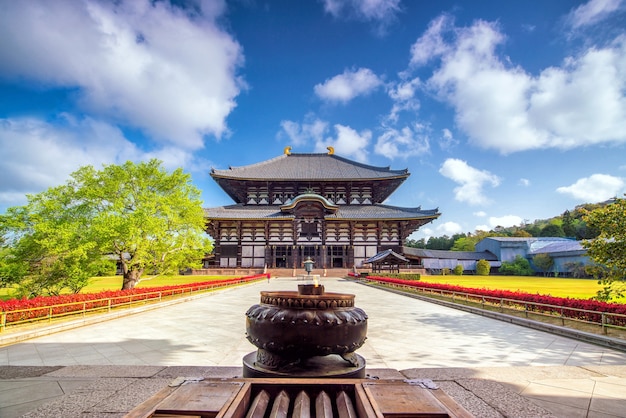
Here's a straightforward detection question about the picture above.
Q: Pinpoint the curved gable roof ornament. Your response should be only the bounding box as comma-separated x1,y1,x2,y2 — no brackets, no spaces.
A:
284,146,292,155
327,146,334,155
280,193,339,213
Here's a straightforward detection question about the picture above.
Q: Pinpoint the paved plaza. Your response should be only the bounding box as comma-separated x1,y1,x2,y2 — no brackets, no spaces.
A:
1,276,626,417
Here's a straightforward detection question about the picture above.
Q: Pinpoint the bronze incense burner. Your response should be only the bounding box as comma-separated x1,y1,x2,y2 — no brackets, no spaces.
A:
244,283,368,378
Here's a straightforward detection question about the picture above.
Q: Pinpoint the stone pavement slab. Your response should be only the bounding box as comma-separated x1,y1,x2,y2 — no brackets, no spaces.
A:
1,276,625,417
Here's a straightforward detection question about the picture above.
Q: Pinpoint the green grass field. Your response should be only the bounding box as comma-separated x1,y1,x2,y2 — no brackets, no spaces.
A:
0,275,237,300
87,275,239,292
419,275,619,301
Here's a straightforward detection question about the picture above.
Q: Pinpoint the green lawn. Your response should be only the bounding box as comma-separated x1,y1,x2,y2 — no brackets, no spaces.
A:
87,275,239,292
0,275,238,300
419,275,619,301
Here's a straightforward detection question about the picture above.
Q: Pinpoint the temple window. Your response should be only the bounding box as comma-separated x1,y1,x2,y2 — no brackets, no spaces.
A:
336,190,346,204
272,188,283,204
362,187,372,205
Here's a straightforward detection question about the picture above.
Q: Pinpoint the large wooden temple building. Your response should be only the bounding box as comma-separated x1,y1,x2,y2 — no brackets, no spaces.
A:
204,148,440,271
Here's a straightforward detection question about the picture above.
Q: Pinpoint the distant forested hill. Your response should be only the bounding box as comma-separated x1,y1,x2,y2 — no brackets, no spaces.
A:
405,201,612,251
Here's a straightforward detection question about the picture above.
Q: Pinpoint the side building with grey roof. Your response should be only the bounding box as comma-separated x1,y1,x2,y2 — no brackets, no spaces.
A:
476,237,591,276
399,237,592,276
402,247,500,274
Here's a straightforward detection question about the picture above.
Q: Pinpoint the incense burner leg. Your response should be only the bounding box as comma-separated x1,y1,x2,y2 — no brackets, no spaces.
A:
340,352,360,367
256,348,300,370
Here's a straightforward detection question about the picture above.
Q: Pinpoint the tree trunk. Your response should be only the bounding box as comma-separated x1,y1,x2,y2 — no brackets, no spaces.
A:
122,268,142,290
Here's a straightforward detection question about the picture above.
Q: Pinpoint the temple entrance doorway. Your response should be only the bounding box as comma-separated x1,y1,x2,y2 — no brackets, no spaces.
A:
273,246,292,268
327,245,346,268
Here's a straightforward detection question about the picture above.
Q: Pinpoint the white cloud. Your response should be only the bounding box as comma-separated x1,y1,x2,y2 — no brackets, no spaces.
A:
415,221,463,240
386,77,421,122
315,124,371,162
374,124,430,159
279,118,328,146
567,0,623,29
439,158,500,205
314,68,383,103
279,119,370,162
0,0,244,149
474,215,522,231
0,116,201,209
410,14,453,66
556,173,625,201
473,211,487,217
0,117,137,198
488,215,523,228
410,17,626,154
439,128,458,150
435,221,463,235
322,0,401,33
519,178,531,187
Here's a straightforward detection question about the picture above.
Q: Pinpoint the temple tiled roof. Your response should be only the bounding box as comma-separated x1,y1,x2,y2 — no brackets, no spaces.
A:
365,249,409,264
210,153,409,181
204,204,439,221
326,204,439,220
204,205,293,220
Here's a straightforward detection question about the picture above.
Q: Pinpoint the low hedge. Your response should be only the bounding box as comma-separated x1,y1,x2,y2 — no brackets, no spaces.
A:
375,273,421,281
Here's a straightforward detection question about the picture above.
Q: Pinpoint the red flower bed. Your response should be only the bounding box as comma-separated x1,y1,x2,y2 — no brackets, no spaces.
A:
0,274,269,324
365,276,626,326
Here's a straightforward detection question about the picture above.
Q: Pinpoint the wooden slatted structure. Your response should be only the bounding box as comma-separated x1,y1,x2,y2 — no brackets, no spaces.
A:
125,377,473,418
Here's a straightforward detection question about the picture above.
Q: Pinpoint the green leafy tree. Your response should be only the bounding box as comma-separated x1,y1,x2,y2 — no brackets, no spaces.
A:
563,261,587,278
451,236,475,251
562,210,576,238
426,235,454,250
453,264,463,275
532,253,554,276
0,160,212,293
405,238,426,248
476,259,490,276
540,223,565,237
500,255,534,276
1,187,102,296
511,229,532,237
523,223,541,237
582,196,626,301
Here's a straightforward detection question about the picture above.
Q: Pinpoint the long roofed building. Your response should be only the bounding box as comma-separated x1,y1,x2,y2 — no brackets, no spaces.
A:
204,148,440,271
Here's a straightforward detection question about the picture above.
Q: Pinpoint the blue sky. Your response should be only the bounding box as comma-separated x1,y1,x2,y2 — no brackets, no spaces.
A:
1,0,625,240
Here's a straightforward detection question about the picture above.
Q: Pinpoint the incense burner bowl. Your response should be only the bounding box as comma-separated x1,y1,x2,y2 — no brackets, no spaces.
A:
245,284,368,371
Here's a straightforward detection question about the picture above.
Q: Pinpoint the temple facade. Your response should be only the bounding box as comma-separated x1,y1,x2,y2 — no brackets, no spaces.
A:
204,148,440,270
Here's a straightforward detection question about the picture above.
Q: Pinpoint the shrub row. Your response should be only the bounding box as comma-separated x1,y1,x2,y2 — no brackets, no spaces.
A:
0,274,269,324
365,276,626,327
346,272,420,280
377,273,421,281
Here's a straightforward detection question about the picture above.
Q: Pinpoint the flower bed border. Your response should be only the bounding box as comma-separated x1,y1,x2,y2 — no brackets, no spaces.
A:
363,275,626,329
0,274,269,331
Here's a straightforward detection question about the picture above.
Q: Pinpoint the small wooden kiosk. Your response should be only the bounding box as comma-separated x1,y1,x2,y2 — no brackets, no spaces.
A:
364,249,410,274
